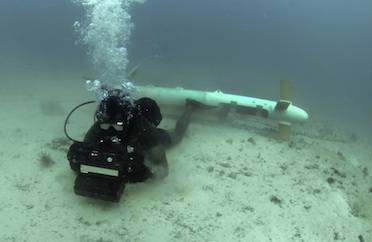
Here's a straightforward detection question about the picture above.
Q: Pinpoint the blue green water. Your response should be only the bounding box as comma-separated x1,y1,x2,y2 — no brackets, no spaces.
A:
1,0,371,134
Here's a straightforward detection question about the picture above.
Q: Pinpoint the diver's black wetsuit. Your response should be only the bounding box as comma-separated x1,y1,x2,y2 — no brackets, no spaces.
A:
81,97,194,182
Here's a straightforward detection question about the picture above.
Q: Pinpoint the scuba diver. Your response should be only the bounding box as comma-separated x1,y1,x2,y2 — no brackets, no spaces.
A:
66,84,202,202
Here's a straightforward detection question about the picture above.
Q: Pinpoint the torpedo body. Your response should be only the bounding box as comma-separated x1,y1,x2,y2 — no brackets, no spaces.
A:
135,85,309,124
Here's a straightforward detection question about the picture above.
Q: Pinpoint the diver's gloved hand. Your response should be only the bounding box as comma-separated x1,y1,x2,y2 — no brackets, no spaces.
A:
152,164,169,179
185,98,212,110
144,159,169,179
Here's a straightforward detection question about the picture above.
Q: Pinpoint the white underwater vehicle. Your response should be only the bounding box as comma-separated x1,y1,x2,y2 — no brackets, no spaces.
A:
134,80,308,140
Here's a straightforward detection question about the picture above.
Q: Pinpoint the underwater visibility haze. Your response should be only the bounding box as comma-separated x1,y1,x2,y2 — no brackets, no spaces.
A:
0,0,371,241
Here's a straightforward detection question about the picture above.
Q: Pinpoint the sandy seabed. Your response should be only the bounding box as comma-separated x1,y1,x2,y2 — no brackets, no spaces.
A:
0,79,371,242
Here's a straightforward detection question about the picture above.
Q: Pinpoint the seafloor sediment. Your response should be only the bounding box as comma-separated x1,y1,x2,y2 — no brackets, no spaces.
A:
0,83,371,242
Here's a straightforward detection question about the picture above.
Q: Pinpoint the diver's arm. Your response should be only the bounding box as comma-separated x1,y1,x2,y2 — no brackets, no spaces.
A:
144,144,169,179
167,99,207,146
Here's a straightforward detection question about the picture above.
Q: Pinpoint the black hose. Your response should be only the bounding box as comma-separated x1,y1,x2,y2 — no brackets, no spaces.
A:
64,100,96,143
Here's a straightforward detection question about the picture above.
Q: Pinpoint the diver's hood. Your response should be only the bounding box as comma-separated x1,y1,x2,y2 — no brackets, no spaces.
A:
96,89,134,124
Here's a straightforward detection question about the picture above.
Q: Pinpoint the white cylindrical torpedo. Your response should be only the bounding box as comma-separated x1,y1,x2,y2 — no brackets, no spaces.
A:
135,85,309,124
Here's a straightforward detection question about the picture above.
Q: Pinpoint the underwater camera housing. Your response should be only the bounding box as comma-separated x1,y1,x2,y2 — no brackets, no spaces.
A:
67,142,142,202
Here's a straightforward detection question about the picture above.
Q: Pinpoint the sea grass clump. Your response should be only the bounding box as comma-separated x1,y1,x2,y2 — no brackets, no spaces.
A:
38,152,56,167
47,137,71,152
